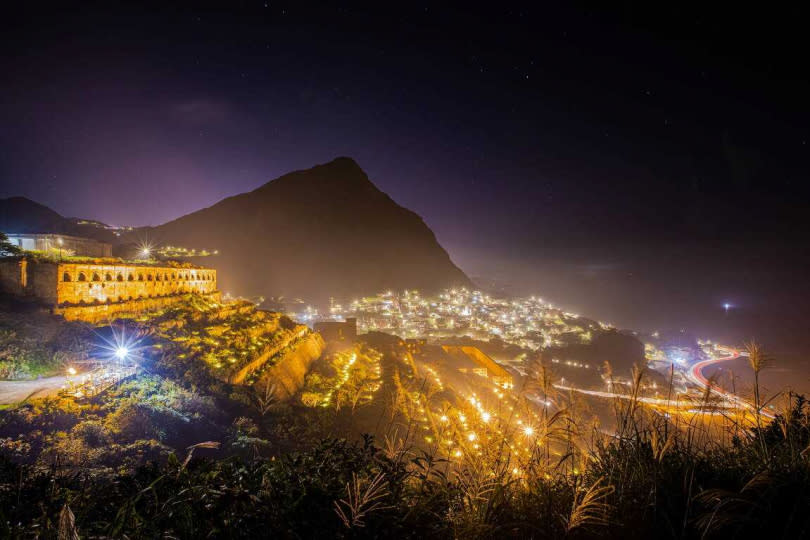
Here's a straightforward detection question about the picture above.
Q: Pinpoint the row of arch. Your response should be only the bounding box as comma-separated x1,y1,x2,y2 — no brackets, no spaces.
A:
66,288,202,306
63,270,214,283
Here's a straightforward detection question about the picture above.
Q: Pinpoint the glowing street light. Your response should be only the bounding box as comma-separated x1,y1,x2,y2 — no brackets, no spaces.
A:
67,367,77,376
114,346,130,361
523,426,534,437
723,302,731,315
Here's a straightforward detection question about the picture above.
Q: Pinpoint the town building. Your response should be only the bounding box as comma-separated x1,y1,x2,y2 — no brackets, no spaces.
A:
314,317,357,343
4,233,112,258
441,345,514,389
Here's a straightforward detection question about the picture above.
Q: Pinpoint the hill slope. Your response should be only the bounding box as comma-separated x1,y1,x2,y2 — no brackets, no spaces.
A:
0,196,116,243
144,157,471,301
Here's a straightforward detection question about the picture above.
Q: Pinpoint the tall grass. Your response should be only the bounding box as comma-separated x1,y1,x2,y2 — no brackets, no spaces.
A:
3,343,810,538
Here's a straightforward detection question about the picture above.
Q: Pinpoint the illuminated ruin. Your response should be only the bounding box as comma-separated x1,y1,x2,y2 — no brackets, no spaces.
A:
0,257,218,322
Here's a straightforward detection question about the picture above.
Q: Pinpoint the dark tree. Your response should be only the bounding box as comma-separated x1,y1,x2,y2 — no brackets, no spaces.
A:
0,232,22,256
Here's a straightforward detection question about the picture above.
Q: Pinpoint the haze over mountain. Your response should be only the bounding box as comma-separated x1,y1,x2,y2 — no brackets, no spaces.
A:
1,158,471,301
144,157,470,301
0,196,116,242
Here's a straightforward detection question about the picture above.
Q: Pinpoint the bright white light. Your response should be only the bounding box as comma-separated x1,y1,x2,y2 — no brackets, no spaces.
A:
115,347,129,360
523,426,534,437
67,367,77,376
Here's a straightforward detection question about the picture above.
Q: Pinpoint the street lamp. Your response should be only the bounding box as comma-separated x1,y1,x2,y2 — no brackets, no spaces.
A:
115,346,129,361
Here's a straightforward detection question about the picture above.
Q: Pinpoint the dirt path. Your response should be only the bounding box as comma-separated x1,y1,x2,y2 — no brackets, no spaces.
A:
0,375,67,404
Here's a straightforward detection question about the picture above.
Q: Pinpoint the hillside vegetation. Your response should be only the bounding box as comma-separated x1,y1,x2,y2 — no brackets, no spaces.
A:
1,297,808,538
0,302,92,380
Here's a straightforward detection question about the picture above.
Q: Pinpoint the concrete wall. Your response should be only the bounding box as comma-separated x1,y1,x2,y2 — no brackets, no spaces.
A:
256,332,326,400
0,258,26,296
28,262,59,304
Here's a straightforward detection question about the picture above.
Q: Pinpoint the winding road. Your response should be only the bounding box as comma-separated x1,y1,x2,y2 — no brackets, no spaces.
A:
687,346,742,402
686,346,774,418
689,347,742,390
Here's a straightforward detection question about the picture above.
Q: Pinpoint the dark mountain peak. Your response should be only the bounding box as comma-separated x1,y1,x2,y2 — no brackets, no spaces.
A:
255,156,375,197
0,196,67,233
0,197,116,243
321,155,363,171
1,196,62,216
149,159,471,301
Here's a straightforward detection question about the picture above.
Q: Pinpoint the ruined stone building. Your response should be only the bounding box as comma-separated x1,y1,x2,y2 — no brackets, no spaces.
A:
0,257,218,322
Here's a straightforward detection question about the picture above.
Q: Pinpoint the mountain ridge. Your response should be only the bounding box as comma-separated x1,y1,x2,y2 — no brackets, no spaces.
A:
144,157,471,301
1,158,471,301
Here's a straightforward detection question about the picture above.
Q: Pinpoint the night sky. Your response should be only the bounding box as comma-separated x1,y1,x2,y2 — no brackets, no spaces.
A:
2,3,809,380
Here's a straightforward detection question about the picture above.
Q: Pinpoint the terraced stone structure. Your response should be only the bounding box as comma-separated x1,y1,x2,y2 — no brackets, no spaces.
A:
0,257,218,321
56,262,216,305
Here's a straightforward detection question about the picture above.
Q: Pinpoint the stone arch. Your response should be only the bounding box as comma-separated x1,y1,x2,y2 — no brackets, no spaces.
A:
138,274,144,281
78,272,87,282
105,273,113,281
147,274,153,281
62,272,71,282
116,273,124,282
92,273,101,282
127,274,134,281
